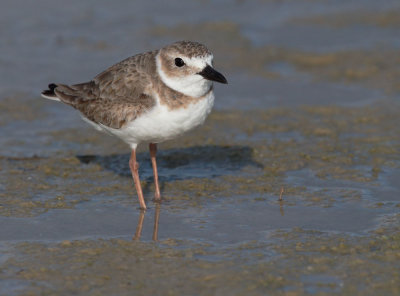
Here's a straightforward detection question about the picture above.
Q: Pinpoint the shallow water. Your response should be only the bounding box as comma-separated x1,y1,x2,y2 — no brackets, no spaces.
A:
1,0,400,295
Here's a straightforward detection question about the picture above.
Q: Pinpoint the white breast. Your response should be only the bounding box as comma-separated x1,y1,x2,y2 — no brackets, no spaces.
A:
99,91,215,149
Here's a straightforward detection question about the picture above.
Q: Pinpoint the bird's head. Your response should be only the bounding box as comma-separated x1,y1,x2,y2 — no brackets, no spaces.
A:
156,41,227,98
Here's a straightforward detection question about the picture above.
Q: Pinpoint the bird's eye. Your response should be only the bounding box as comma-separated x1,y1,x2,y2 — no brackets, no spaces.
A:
175,58,185,67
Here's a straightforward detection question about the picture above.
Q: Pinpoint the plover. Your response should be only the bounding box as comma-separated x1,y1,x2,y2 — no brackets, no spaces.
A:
41,41,227,210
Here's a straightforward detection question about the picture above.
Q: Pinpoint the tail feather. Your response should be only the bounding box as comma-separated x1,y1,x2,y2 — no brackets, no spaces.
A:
41,83,60,101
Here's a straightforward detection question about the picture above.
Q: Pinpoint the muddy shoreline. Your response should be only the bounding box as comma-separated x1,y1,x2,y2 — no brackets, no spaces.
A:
1,0,400,294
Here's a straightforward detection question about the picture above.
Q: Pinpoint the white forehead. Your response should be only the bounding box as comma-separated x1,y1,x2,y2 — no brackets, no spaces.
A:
183,54,214,69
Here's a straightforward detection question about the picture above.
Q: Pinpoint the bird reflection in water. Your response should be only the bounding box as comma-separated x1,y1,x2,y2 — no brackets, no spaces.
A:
279,200,285,216
133,203,161,241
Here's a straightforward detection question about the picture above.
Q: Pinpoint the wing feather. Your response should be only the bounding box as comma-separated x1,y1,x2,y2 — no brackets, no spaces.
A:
52,51,157,129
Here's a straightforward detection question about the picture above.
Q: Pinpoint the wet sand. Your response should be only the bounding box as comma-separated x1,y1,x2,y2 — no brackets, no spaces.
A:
1,0,400,295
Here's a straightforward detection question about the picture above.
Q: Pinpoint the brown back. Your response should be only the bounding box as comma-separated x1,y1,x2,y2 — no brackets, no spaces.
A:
54,51,158,129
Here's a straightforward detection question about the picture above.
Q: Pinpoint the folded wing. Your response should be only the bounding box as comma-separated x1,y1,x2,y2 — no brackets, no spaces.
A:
41,51,157,129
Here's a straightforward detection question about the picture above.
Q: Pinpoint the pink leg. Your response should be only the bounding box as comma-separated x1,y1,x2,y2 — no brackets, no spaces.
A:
129,149,146,210
149,143,161,200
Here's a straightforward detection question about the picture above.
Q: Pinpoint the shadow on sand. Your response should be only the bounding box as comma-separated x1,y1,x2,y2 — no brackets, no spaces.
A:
76,145,263,181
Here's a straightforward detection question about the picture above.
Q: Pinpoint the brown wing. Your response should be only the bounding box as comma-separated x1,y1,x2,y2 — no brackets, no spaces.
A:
53,51,157,129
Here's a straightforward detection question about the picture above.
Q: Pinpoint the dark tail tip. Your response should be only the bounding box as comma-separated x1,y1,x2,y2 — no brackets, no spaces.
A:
42,83,57,96
48,83,57,91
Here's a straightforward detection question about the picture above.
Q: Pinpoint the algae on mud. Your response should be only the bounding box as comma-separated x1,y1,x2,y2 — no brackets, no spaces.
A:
1,214,400,295
1,0,400,294
292,10,400,28
2,103,399,217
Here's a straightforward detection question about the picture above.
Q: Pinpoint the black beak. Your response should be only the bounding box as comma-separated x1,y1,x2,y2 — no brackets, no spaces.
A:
198,65,228,84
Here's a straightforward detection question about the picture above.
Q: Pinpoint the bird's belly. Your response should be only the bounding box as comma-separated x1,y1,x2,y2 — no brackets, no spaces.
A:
107,92,214,147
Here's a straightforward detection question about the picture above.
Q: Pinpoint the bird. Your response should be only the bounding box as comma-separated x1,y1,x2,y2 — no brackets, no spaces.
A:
41,40,227,210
